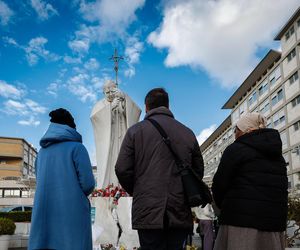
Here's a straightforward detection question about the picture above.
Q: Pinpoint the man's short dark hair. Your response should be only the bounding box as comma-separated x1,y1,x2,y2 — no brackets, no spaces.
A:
145,88,169,111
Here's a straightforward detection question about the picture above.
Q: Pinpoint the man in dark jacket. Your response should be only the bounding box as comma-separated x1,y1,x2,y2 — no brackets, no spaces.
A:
115,88,204,249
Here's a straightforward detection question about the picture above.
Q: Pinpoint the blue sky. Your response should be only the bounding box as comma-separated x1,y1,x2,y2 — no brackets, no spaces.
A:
0,0,299,163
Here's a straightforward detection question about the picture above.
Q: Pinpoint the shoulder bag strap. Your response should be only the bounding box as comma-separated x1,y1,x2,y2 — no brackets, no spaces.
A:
146,118,183,169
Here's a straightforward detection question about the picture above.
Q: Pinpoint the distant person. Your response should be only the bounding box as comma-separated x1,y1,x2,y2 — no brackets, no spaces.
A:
115,88,204,250
29,108,95,250
212,113,288,250
194,204,215,250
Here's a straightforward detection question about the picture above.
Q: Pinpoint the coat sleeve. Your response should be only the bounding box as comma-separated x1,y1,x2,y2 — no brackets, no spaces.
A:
73,144,95,196
191,139,204,179
115,128,135,196
212,144,241,208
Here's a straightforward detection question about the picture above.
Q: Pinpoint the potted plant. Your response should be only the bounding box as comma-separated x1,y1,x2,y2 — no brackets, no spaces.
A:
0,217,16,250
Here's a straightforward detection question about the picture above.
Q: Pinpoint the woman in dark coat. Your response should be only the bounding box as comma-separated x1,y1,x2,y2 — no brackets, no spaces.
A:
212,112,288,250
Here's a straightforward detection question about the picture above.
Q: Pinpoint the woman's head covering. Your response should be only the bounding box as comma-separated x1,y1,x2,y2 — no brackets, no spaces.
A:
49,108,76,129
236,112,266,133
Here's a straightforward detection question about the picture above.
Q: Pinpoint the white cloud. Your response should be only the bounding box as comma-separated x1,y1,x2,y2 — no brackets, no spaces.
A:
18,116,40,126
25,99,47,114
3,98,47,127
68,0,145,55
84,58,100,71
124,35,143,77
68,24,97,55
30,0,58,21
125,36,143,64
47,82,60,97
3,37,18,47
148,0,300,88
64,55,82,64
3,99,47,116
0,1,13,26
0,80,24,99
197,124,217,145
67,73,97,102
79,0,145,42
1,79,46,126
124,66,135,78
91,76,106,89
68,39,90,54
25,36,61,65
4,100,28,116
4,36,61,65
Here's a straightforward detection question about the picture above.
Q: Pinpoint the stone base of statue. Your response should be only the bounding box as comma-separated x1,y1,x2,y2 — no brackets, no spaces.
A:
91,197,139,249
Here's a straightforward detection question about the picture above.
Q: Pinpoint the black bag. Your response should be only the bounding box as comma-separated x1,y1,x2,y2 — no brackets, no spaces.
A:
147,118,212,207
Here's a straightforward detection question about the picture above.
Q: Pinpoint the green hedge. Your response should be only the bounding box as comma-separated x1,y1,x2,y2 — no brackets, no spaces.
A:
0,211,32,222
0,218,16,235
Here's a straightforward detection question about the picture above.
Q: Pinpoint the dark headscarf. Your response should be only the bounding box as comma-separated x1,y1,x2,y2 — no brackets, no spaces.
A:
49,108,76,129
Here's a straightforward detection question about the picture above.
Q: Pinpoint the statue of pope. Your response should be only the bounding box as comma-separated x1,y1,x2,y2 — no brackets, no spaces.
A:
91,80,141,188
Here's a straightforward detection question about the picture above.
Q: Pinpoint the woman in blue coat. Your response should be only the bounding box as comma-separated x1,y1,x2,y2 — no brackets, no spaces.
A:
29,108,95,250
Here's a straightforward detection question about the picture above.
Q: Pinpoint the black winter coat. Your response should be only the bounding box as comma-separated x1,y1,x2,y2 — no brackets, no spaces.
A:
115,107,204,230
212,128,288,232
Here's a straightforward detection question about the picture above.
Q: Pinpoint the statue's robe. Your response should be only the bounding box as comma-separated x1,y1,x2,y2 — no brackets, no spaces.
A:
91,94,141,188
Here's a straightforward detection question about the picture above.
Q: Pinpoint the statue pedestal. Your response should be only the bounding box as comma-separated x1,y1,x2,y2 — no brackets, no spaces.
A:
91,197,139,248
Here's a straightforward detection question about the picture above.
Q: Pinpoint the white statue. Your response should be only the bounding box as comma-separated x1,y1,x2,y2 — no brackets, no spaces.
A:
91,80,141,188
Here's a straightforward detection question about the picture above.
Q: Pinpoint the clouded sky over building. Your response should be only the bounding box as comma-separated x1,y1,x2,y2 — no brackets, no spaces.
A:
0,0,299,163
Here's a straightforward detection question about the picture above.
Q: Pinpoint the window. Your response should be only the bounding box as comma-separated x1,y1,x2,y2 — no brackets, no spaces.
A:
23,163,28,176
285,26,295,41
280,131,287,148
269,67,281,86
294,120,300,131
287,49,296,62
4,189,20,198
274,115,285,127
260,100,270,114
239,101,247,115
232,109,239,123
21,190,29,198
248,91,257,106
271,89,284,106
289,71,299,85
291,95,300,107
258,80,268,96
267,118,272,128
273,109,285,127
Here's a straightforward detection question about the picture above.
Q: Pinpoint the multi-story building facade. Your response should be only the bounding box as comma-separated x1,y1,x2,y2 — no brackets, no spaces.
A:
0,137,37,178
201,8,300,191
0,137,37,199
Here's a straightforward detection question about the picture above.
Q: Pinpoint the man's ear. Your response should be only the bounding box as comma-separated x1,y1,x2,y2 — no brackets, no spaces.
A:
145,104,149,113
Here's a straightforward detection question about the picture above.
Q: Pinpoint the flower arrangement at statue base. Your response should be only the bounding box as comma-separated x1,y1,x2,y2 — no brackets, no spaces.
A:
93,243,139,250
92,184,139,249
92,184,128,205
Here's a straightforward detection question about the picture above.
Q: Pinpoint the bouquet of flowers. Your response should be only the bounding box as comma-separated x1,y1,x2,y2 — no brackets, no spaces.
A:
92,184,128,205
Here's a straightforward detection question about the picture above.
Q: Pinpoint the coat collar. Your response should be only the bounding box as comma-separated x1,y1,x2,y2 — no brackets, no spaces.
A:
144,106,174,119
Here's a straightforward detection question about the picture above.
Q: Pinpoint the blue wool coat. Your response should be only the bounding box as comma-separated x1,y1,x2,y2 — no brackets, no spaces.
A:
29,123,95,250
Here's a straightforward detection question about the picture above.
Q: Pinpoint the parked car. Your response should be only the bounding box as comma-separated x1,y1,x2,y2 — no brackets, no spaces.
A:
0,206,32,212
